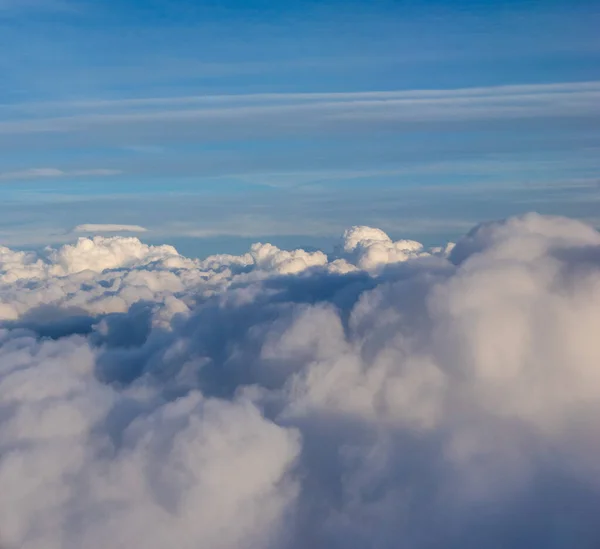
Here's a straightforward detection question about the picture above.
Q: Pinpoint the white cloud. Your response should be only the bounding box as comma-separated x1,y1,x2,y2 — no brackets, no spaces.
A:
338,225,426,270
1,213,600,548
72,224,148,233
0,168,121,181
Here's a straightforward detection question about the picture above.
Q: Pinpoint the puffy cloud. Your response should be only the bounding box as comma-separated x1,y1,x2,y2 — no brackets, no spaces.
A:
249,242,328,274
339,225,426,270
1,213,600,548
47,236,179,275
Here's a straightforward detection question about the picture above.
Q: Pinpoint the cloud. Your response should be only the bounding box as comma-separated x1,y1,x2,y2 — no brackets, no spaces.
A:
1,81,598,138
16,81,600,111
72,224,148,234
0,168,121,181
1,213,600,548
337,225,432,270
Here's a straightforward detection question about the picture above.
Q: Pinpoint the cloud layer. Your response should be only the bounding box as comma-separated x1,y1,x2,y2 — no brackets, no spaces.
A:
1,213,600,548
3,81,599,140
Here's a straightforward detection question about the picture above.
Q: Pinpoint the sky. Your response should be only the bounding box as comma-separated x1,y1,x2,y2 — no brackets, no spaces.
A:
3,207,600,549
0,0,599,255
3,4,600,547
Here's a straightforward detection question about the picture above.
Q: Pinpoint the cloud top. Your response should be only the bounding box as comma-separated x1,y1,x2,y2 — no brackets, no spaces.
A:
1,213,600,548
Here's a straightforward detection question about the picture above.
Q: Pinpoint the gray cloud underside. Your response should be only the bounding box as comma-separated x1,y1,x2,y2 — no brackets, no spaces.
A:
1,213,600,548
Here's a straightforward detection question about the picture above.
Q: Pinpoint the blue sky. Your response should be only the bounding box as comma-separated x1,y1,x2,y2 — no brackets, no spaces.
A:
0,0,599,255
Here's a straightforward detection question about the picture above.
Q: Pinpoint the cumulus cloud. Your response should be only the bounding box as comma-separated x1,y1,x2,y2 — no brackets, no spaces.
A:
1,213,600,548
338,225,427,270
72,224,148,233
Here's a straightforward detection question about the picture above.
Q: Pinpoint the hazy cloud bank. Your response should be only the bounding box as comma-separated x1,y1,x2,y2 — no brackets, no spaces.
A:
1,214,600,548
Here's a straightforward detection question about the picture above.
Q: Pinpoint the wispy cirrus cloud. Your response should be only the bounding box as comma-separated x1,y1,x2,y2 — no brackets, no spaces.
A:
0,167,121,181
72,223,147,233
1,81,598,138
8,81,600,112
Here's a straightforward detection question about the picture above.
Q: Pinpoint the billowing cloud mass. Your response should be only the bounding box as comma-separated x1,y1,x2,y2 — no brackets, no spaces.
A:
1,213,600,549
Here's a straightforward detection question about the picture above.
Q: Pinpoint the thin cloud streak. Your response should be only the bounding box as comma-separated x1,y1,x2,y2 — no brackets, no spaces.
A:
4,81,600,111
0,168,122,181
0,81,598,136
72,223,148,233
